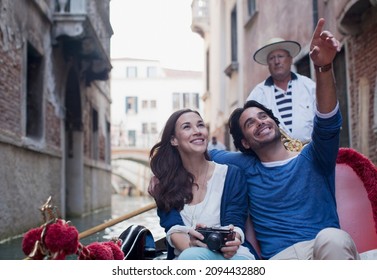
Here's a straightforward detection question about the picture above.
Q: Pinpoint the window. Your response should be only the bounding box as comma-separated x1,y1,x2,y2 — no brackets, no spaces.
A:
192,93,199,109
125,96,138,114
198,0,206,7
247,0,256,17
150,123,157,134
147,66,157,78
183,93,190,108
141,123,157,135
172,92,200,110
197,0,208,17
126,66,137,78
26,43,44,139
244,0,257,27
206,49,210,91
150,100,157,108
295,55,311,79
231,6,238,62
105,121,111,163
91,108,99,160
225,6,239,77
141,100,157,109
142,123,148,134
333,49,350,147
173,92,180,110
142,100,148,109
128,130,136,146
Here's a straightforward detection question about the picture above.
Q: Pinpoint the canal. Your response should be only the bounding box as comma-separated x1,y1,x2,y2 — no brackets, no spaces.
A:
0,194,164,260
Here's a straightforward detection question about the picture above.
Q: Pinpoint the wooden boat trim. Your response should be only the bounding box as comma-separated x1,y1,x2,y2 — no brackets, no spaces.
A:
78,202,156,239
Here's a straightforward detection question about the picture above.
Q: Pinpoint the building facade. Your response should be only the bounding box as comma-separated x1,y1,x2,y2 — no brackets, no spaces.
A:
191,0,377,164
0,0,113,240
110,57,203,195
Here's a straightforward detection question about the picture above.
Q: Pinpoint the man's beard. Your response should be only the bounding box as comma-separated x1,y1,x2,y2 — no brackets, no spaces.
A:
250,125,281,150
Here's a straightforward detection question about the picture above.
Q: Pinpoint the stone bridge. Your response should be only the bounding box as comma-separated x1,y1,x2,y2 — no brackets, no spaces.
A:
111,147,151,195
112,147,150,166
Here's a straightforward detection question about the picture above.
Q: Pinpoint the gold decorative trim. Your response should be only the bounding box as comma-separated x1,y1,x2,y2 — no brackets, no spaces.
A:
280,128,306,152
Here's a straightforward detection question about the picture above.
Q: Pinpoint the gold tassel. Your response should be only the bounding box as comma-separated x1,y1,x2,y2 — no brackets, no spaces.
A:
280,128,306,152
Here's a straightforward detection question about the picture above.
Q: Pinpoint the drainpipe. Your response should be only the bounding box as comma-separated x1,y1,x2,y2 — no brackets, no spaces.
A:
312,0,318,30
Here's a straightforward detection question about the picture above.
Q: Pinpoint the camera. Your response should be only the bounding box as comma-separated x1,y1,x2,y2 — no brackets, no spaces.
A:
196,227,236,251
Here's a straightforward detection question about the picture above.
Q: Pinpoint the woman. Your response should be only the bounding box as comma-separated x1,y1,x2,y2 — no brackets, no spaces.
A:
148,109,256,260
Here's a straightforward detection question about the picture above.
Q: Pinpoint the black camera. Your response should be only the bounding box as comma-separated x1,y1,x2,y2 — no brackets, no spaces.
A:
196,227,236,251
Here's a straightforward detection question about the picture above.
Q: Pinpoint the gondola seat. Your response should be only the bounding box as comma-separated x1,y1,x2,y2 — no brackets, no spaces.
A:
335,148,377,259
119,224,157,260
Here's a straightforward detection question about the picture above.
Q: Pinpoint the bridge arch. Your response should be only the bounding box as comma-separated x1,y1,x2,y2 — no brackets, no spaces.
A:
111,147,151,195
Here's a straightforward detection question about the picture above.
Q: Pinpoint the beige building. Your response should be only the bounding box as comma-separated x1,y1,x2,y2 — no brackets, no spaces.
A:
191,0,377,163
110,57,203,194
0,0,113,240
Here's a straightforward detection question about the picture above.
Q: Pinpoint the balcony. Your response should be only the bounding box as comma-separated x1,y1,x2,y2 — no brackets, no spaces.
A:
53,0,112,85
191,0,210,38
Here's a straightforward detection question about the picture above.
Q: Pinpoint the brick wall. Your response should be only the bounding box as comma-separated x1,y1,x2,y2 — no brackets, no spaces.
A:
46,102,61,149
0,48,22,138
347,11,377,164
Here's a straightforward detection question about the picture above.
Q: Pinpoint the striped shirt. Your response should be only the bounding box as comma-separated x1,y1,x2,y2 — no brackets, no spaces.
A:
274,81,293,132
246,72,316,143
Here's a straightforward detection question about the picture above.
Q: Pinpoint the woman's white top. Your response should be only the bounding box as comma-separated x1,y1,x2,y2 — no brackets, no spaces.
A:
166,162,255,259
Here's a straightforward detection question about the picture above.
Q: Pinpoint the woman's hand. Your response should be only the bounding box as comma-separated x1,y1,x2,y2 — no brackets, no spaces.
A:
220,224,240,259
221,229,241,259
188,223,207,248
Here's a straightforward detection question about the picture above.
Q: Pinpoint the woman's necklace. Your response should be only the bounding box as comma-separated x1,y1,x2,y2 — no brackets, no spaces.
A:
190,161,210,226
194,161,210,201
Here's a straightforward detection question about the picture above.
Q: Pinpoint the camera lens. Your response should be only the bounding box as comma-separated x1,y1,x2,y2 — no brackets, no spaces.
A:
206,233,222,251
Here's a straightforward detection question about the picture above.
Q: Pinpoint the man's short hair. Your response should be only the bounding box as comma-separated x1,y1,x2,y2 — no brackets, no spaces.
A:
229,100,280,155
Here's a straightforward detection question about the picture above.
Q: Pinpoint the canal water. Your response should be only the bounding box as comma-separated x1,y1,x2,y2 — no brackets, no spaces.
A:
0,194,165,260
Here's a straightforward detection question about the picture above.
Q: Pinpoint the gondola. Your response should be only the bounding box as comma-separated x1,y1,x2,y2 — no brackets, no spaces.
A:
22,147,377,260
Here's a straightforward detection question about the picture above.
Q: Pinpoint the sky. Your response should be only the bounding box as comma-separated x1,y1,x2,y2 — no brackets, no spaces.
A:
110,0,204,71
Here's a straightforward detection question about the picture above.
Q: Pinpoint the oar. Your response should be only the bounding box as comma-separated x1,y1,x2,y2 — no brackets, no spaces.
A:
78,202,157,239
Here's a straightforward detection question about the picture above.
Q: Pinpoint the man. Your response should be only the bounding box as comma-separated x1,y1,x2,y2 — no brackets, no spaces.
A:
210,18,359,260
246,37,316,144
207,136,226,151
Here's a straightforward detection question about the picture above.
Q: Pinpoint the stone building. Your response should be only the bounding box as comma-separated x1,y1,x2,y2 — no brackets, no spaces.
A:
191,0,377,164
0,0,113,240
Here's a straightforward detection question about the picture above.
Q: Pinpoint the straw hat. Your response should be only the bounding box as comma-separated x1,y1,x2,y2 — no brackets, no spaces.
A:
253,38,301,65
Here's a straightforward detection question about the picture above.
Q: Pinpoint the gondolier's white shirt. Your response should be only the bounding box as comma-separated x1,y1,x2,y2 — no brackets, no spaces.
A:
247,72,316,143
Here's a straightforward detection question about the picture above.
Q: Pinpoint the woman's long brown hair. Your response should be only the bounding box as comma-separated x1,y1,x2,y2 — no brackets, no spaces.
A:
148,109,209,212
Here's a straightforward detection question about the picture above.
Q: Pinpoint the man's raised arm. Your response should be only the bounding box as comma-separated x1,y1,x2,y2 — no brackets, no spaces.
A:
309,18,341,114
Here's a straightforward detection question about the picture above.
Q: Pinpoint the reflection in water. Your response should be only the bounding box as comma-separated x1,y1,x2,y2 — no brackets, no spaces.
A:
0,194,164,260
103,194,164,242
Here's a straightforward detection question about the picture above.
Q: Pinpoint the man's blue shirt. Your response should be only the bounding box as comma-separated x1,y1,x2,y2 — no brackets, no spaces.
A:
210,110,342,259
